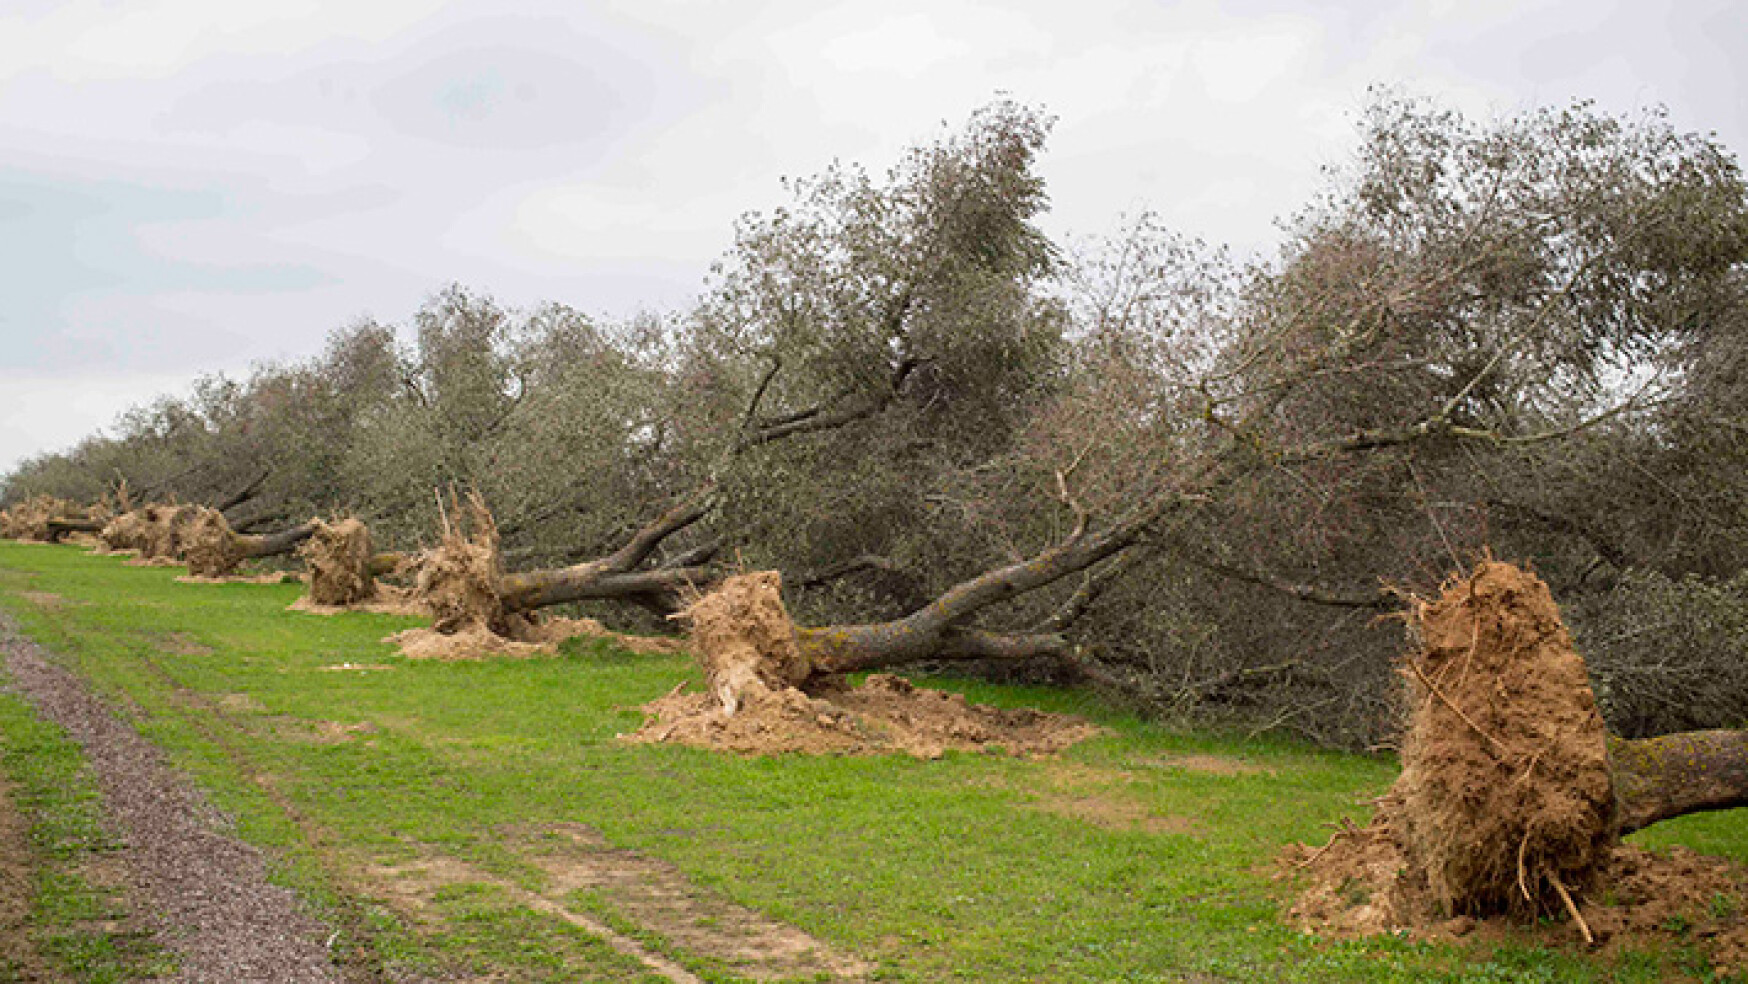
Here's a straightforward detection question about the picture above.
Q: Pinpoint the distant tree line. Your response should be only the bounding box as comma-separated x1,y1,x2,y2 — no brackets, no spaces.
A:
8,95,1746,748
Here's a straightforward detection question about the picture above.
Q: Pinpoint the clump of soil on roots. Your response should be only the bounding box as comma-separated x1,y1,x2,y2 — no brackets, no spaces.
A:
298,518,383,606
382,494,636,657
1288,561,1748,973
0,495,76,541
111,504,197,564
628,571,1100,758
179,506,246,578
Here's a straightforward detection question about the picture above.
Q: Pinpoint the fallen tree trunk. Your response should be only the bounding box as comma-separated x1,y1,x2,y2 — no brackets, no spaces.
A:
45,518,106,543
182,507,317,578
403,490,713,646
1611,730,1748,835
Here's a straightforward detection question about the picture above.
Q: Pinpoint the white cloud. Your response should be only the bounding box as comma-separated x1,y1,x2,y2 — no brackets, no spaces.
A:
1,0,1744,473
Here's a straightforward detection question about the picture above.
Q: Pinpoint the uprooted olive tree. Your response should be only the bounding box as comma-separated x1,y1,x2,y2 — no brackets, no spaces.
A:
179,507,319,578
1294,561,1748,944
92,502,317,576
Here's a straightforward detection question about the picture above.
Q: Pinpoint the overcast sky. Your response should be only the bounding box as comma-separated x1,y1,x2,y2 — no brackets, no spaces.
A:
2,0,1743,473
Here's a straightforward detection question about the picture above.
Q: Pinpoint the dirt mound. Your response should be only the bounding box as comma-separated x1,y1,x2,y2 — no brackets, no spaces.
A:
631,672,1099,758
299,518,380,606
289,582,426,617
176,572,297,585
385,616,607,660
629,572,1098,758
1289,561,1748,972
180,507,248,578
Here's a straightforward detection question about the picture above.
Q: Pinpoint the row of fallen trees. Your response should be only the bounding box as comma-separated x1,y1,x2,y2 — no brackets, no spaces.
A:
6,486,1748,955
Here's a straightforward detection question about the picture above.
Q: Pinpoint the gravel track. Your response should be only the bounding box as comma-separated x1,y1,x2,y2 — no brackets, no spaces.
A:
0,612,347,984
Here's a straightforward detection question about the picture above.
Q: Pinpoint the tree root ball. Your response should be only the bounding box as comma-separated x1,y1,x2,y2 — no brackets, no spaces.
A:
1290,560,1626,939
1399,560,1615,917
180,507,247,578
0,496,76,541
677,571,813,714
409,492,526,638
300,518,378,606
632,572,1101,758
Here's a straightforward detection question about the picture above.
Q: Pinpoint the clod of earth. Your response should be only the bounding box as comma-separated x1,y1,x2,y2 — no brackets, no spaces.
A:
630,571,1099,758
1290,560,1748,972
297,518,404,607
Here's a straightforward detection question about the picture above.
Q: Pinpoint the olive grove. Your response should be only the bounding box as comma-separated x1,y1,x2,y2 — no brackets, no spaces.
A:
7,94,1746,748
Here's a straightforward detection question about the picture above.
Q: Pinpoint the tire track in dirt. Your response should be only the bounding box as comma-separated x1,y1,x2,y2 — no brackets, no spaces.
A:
108,622,870,983
0,613,348,984
372,825,875,983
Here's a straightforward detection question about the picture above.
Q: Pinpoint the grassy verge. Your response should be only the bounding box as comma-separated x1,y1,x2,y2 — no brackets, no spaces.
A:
0,677,176,982
0,540,1741,983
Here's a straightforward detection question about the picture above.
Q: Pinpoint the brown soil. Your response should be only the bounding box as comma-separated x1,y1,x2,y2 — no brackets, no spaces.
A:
19,590,73,609
1287,561,1748,975
152,632,214,656
180,506,246,578
369,823,873,982
1148,754,1273,777
385,615,601,660
387,614,685,661
289,582,426,617
631,573,1099,758
267,718,378,745
630,672,1098,759
176,572,299,585
298,518,378,607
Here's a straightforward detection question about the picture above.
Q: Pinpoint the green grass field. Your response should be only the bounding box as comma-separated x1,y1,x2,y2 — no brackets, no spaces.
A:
0,540,1741,983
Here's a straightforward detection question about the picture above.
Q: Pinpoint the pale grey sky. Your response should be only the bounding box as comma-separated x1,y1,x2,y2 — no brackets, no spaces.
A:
3,0,1744,472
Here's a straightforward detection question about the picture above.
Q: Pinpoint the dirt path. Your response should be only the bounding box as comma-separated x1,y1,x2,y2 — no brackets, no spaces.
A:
0,613,347,984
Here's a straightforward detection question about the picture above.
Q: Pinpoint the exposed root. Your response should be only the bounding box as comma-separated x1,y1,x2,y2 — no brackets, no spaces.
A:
180,507,247,578
1397,561,1614,918
675,571,811,715
411,491,521,638
299,518,380,606
0,496,78,541
1548,872,1593,946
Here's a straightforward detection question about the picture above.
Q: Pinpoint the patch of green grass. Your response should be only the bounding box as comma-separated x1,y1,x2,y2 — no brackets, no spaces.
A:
0,676,177,981
2,540,1745,982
